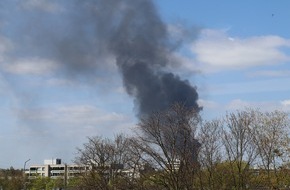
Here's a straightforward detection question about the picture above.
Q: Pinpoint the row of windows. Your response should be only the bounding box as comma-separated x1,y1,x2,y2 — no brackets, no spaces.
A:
30,167,45,171
50,167,65,170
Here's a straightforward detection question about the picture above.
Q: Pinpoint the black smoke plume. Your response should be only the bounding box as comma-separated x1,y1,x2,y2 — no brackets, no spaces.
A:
101,0,201,116
1,0,201,117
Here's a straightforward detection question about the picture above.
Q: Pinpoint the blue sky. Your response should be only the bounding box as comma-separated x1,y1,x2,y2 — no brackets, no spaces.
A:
0,0,290,168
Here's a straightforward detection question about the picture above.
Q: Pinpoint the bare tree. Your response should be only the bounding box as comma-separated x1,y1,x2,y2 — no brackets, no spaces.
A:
74,134,133,189
221,109,258,190
197,119,223,190
72,108,290,189
74,136,113,189
133,103,201,190
253,110,290,188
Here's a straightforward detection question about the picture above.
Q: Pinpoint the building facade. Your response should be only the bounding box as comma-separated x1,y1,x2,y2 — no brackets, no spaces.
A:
25,159,89,180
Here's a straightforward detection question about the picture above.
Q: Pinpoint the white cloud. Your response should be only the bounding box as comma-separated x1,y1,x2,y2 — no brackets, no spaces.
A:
225,99,290,113
198,99,219,110
198,98,290,120
191,29,290,72
200,99,256,119
7,104,135,168
18,105,134,136
2,57,58,75
20,0,62,13
281,100,290,107
225,99,253,110
55,105,127,125
207,78,290,96
0,36,13,62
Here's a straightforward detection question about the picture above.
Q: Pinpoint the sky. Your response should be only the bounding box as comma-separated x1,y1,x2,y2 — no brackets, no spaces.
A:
0,0,290,169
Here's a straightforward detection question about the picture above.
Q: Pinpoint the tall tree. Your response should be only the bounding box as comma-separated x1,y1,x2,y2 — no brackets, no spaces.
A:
133,103,201,190
74,134,135,189
221,109,257,190
197,119,223,190
253,110,290,188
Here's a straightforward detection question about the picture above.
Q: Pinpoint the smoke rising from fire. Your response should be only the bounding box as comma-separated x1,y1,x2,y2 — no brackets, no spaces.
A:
0,0,201,117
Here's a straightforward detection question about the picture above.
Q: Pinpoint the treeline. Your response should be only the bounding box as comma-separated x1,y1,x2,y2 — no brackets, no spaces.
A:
2,104,290,190
0,167,23,189
70,104,290,190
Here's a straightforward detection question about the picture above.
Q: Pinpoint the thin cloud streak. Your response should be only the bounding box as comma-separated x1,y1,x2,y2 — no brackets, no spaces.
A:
2,57,58,75
199,98,290,120
17,105,133,128
20,0,63,13
246,70,290,78
207,78,290,96
226,99,290,113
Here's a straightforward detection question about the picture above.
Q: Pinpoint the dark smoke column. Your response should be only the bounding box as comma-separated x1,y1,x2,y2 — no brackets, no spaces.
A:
0,0,200,118
108,0,201,117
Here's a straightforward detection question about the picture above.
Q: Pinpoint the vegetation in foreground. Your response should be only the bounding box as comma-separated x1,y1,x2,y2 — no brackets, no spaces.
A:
1,104,290,190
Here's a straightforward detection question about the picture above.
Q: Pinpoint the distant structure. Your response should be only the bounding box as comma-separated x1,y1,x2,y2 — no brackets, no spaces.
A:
25,159,89,180
44,158,61,165
26,157,195,184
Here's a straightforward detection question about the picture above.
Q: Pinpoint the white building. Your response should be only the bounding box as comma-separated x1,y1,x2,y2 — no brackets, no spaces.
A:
25,159,89,180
